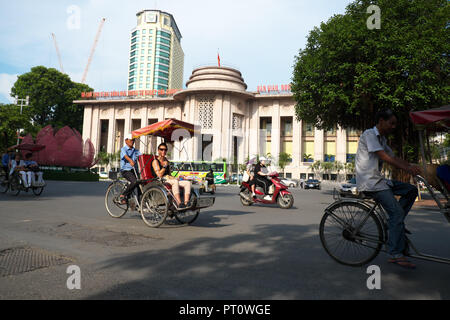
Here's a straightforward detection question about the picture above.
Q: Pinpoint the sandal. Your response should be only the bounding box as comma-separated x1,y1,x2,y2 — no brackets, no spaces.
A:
388,257,416,269
118,195,127,205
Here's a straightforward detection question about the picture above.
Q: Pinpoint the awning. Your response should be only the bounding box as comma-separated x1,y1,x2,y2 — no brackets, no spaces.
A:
410,105,450,130
132,119,196,140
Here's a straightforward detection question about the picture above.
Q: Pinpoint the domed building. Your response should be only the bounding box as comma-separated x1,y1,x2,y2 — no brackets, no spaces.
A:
75,66,360,180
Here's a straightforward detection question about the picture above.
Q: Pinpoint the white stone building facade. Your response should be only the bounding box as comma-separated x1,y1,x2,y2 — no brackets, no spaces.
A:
76,66,359,180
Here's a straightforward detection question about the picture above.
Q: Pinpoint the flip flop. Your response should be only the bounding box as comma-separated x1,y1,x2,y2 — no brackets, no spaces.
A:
118,195,127,205
388,257,416,269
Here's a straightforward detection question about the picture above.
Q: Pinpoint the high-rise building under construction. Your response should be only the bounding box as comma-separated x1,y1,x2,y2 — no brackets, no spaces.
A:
127,10,184,91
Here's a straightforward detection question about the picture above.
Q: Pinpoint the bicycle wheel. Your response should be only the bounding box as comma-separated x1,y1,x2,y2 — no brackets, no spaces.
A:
105,181,129,218
8,175,20,196
0,174,8,194
319,201,384,267
175,193,200,225
32,187,44,196
140,187,169,228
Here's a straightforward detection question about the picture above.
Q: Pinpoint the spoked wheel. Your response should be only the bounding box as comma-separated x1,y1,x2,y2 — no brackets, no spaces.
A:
105,181,129,218
0,174,8,194
32,187,44,196
239,189,253,206
277,193,294,209
140,187,169,228
319,202,384,267
174,193,200,225
8,176,21,196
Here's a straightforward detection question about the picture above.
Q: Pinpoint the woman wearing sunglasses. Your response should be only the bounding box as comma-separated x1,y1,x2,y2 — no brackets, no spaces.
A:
151,142,192,209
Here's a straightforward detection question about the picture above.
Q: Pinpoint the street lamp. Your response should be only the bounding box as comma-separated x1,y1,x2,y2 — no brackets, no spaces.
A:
14,95,29,145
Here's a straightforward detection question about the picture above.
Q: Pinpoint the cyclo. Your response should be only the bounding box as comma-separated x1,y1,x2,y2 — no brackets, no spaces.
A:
0,143,46,196
319,106,450,266
104,119,215,228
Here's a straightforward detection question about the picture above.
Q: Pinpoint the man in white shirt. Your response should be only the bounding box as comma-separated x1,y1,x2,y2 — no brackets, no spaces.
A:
356,109,421,269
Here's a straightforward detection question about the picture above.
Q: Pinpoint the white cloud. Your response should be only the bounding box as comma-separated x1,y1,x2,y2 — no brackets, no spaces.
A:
0,74,18,103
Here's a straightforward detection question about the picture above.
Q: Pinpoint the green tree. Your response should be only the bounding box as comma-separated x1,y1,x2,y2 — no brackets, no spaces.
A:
277,152,292,176
10,66,93,132
292,0,449,163
310,160,323,179
0,104,36,149
333,161,345,182
303,153,313,162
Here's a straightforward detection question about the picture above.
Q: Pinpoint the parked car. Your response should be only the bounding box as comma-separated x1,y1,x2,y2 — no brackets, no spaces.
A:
229,173,243,184
99,170,108,179
280,177,298,188
339,177,357,197
304,179,321,190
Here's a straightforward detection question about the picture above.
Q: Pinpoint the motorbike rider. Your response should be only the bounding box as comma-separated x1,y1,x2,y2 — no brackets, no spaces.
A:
205,168,216,192
254,157,273,201
246,159,256,198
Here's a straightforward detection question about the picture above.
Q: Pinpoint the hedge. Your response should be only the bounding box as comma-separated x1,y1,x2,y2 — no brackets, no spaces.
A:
42,170,99,182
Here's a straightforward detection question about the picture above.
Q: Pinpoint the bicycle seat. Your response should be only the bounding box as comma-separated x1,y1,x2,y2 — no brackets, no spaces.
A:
359,191,376,200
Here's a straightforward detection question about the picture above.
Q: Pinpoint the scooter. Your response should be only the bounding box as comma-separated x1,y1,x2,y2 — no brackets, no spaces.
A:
199,178,216,195
239,172,294,209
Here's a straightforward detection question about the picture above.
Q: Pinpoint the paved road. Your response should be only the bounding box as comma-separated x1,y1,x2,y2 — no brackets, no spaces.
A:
0,181,449,299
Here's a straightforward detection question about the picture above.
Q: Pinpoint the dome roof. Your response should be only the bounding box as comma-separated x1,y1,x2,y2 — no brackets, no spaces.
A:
185,66,248,91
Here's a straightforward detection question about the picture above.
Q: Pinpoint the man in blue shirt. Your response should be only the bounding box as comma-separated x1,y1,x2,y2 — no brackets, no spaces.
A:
119,134,142,204
1,148,13,181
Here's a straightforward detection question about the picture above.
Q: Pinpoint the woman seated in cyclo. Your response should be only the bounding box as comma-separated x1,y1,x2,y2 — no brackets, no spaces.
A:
9,153,29,188
24,153,44,186
151,142,192,209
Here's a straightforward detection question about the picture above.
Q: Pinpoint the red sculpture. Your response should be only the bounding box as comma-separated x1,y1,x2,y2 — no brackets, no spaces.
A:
21,125,96,168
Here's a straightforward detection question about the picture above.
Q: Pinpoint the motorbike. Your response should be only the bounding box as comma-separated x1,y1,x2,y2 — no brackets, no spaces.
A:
239,172,294,209
199,178,215,195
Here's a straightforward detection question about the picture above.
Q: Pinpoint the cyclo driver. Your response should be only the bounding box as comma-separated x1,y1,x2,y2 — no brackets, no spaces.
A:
119,134,142,204
205,168,216,192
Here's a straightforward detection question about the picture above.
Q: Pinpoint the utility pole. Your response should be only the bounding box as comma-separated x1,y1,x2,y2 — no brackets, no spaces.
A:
14,95,29,145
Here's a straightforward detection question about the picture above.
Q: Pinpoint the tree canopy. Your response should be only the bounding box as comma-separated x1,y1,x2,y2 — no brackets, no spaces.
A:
292,0,449,161
10,66,93,132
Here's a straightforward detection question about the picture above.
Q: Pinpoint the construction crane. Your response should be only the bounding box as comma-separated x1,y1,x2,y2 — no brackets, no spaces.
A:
51,33,65,73
81,18,106,84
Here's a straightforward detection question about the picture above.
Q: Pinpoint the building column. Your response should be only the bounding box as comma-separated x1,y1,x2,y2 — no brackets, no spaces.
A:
221,95,232,162
292,116,301,168
315,128,324,163
271,100,281,163
249,101,259,159
91,107,100,154
82,106,92,143
212,94,224,161
336,126,347,163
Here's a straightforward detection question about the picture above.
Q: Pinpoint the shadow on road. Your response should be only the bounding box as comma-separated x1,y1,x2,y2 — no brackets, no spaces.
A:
86,221,450,300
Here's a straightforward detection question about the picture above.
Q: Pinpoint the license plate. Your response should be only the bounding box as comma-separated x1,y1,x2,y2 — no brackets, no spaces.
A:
197,197,214,208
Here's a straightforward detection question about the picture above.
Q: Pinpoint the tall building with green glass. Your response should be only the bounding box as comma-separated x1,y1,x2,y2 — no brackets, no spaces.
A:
127,10,184,92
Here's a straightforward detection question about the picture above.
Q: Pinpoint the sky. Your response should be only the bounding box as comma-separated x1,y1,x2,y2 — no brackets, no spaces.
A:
0,0,353,104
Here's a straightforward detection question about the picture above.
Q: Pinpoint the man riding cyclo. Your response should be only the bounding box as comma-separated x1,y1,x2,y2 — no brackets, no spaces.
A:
205,168,216,193
1,148,14,181
9,153,29,188
119,134,142,205
151,142,192,209
24,153,45,187
355,109,421,269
